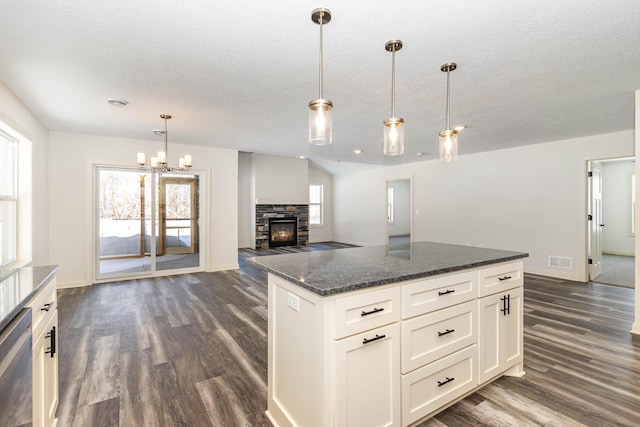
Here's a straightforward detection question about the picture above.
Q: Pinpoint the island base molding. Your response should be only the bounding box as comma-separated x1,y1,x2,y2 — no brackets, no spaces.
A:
266,259,526,427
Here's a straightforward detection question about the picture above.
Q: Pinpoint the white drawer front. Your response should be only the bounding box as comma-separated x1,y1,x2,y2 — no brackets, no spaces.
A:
478,261,523,297
401,301,476,374
402,270,477,319
26,277,57,341
334,286,401,339
402,345,477,425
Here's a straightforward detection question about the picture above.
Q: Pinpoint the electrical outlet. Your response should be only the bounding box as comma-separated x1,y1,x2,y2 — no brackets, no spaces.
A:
287,292,300,312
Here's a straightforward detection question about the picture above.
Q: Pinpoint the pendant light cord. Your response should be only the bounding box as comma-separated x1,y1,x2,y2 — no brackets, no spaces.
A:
391,44,396,118
318,11,324,99
446,70,451,131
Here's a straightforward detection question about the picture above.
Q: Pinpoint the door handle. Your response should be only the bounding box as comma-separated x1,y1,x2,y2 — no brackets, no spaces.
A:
600,224,605,227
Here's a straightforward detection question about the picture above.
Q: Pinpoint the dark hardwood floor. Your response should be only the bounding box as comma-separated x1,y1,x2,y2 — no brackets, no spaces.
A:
56,243,640,426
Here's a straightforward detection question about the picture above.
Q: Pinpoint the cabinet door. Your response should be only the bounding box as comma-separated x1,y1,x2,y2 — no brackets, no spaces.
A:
33,310,58,427
335,323,400,427
478,287,523,385
477,293,502,384
43,311,59,427
503,287,523,368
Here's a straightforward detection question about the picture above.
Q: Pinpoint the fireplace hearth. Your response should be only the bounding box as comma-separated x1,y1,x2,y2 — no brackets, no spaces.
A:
268,217,298,248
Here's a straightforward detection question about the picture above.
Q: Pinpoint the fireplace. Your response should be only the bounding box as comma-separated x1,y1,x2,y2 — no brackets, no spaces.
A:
268,217,298,248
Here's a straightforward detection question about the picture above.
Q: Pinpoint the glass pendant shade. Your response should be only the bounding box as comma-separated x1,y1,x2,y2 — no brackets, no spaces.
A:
439,129,458,162
309,98,333,145
384,117,405,156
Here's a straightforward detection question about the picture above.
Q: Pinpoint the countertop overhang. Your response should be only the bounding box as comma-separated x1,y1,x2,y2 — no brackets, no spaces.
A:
0,265,60,332
248,241,528,296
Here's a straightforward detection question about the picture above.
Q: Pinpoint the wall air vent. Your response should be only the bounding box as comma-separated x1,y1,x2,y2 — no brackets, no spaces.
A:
549,256,572,269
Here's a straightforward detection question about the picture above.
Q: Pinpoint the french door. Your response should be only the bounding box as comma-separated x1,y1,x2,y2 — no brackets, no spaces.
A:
95,166,203,281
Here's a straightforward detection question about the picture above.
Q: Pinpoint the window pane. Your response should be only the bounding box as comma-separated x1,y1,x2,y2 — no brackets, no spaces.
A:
310,205,321,225
0,131,17,197
0,199,16,266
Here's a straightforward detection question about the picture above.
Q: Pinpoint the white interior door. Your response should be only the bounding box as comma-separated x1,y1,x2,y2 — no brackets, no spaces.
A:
588,161,603,280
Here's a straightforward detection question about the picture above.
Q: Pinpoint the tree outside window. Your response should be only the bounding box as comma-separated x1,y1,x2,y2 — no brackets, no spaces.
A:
310,184,323,225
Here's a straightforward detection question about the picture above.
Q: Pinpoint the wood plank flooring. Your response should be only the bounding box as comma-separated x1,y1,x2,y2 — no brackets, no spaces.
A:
56,244,640,426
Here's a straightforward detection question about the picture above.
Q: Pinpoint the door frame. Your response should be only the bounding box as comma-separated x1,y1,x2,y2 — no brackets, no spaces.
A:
385,177,413,245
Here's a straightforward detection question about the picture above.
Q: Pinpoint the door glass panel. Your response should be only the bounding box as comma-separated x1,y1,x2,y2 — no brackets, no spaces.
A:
98,168,150,277
157,174,200,271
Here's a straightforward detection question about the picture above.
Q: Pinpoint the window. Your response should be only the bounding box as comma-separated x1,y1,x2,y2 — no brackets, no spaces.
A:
387,186,394,224
309,184,323,225
0,129,17,266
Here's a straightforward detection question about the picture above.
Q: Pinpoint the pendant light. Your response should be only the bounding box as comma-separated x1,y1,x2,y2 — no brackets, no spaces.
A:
383,40,404,156
136,114,192,172
439,62,458,162
309,8,333,145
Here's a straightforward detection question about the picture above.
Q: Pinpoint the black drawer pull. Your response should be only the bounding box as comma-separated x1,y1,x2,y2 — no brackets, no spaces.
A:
361,307,384,317
437,376,455,387
45,326,56,358
41,302,54,311
362,334,386,345
438,328,455,337
498,275,512,281
438,289,455,296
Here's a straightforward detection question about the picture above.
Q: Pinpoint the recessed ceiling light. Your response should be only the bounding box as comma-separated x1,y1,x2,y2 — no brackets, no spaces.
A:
453,125,466,131
354,149,364,154
416,152,426,156
153,129,165,135
107,98,128,107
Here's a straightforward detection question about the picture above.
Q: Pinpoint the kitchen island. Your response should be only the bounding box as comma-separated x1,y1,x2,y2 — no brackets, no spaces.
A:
249,241,528,427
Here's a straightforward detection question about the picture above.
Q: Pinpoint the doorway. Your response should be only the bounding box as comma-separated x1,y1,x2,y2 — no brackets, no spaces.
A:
587,158,635,288
386,179,411,245
95,166,203,281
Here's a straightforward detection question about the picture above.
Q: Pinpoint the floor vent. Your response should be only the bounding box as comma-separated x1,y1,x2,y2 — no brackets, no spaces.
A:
549,256,572,269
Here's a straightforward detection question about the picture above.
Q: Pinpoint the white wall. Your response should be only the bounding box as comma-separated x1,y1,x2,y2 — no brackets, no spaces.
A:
238,152,253,248
388,179,411,237
49,131,238,287
0,82,49,266
334,131,634,282
633,90,640,336
253,153,309,204
602,160,635,256
309,163,333,243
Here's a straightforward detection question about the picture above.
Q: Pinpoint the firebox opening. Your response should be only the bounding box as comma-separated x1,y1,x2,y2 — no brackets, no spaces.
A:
268,217,298,248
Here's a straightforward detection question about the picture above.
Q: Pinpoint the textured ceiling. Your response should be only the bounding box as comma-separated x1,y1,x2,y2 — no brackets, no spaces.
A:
0,1,638,172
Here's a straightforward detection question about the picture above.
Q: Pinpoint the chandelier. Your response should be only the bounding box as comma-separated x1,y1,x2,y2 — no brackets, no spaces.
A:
136,114,192,172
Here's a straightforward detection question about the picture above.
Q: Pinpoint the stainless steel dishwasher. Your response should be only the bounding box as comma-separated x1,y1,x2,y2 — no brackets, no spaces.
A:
0,308,33,427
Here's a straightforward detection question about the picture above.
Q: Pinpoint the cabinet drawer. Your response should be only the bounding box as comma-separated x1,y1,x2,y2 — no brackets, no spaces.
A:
402,345,477,426
401,301,476,374
478,261,523,297
334,286,400,339
402,270,477,319
26,277,57,341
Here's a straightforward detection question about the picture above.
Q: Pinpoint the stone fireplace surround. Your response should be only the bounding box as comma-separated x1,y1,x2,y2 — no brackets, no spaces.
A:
255,204,309,249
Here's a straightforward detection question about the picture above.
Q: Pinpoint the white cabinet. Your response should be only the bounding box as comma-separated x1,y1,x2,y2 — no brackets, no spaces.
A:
335,323,400,427
478,285,524,384
266,260,525,427
27,277,59,427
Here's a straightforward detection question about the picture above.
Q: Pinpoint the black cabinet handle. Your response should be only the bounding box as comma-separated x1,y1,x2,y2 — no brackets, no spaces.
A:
437,377,455,387
438,289,455,296
500,295,507,315
41,302,54,311
361,307,384,317
45,326,56,358
498,276,512,281
506,294,511,315
438,328,455,337
362,334,386,345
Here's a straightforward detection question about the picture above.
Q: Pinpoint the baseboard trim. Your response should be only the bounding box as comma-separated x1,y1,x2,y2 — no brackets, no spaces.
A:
631,321,640,336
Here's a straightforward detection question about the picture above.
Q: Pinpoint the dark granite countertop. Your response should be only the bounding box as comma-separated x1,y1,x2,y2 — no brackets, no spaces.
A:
248,241,528,296
0,265,60,332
